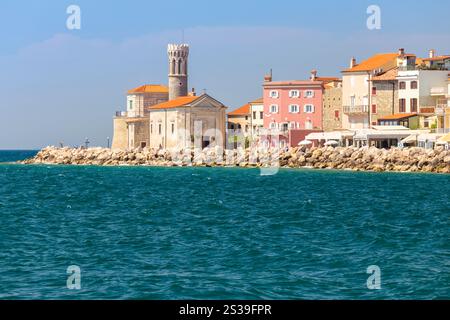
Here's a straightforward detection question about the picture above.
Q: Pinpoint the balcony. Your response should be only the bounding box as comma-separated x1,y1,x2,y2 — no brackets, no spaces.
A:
343,105,369,115
115,111,128,117
430,87,447,96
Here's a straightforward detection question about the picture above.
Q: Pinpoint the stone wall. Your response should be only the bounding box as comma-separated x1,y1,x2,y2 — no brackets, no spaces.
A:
322,87,342,131
111,117,128,150
372,81,398,124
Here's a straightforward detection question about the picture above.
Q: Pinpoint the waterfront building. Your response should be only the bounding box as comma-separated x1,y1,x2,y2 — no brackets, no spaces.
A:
148,93,227,149
341,49,416,129
249,98,264,136
112,85,169,149
227,103,251,135
261,71,338,147
396,50,449,132
320,72,343,132
112,44,227,150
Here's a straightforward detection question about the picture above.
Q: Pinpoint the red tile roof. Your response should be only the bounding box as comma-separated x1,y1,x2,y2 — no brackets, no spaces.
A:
127,84,169,94
228,103,250,116
343,53,399,72
422,55,450,61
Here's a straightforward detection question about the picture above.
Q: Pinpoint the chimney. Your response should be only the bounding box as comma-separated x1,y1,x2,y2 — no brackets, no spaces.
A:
264,69,273,82
188,88,196,96
398,48,405,56
310,69,318,81
429,49,436,58
350,57,357,69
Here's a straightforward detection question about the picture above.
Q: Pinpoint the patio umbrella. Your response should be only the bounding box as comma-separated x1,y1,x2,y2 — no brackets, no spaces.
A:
435,140,448,145
324,140,339,146
298,140,312,146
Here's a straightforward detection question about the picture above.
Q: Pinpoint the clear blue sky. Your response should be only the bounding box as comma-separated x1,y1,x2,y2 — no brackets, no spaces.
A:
1,0,449,149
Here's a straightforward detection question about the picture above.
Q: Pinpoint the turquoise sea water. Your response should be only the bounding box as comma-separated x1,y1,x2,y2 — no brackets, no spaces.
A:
0,151,449,299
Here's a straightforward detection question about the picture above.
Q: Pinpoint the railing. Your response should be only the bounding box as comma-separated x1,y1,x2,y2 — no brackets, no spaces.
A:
343,105,369,114
115,111,128,117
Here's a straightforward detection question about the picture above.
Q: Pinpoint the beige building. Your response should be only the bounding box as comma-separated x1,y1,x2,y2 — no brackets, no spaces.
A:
227,103,251,135
112,43,227,150
319,76,342,131
149,94,227,149
341,49,416,129
112,85,169,149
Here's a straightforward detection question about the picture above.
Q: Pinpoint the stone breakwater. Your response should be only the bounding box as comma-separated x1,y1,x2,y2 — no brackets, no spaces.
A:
21,146,450,173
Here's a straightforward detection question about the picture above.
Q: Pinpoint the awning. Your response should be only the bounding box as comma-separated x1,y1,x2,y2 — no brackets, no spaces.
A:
438,133,450,142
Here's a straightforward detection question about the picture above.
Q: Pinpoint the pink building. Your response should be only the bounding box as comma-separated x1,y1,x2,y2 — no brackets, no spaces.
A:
263,73,325,134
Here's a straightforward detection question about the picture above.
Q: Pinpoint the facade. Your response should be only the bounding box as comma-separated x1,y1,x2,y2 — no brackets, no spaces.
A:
320,75,343,132
148,94,227,149
168,44,189,100
371,68,400,125
112,43,227,150
341,49,415,129
249,98,264,135
227,103,251,135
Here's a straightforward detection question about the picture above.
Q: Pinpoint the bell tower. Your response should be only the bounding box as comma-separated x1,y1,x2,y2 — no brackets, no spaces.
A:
168,44,189,100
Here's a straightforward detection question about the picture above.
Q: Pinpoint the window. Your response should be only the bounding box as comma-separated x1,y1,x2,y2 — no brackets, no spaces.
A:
245,116,248,121
129,100,133,110
269,90,279,98
304,104,314,113
289,104,299,113
305,90,314,98
372,86,377,95
334,110,340,119
411,81,418,89
270,104,279,113
270,122,277,129
410,98,418,112
290,122,296,129
158,124,162,134
399,82,406,90
260,111,263,119
253,111,256,119
305,120,313,129
372,104,377,114
289,90,300,98
399,99,406,112
171,123,175,134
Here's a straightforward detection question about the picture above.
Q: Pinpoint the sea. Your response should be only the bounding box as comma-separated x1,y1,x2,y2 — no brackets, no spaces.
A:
0,150,449,299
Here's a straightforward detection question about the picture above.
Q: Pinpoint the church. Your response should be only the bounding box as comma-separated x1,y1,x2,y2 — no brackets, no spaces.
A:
111,44,227,150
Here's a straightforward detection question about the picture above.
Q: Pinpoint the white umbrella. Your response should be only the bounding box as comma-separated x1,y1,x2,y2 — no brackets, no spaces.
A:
435,140,448,145
298,140,312,146
324,140,339,146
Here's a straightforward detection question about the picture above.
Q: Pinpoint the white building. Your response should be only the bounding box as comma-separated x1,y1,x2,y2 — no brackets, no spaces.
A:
249,98,264,135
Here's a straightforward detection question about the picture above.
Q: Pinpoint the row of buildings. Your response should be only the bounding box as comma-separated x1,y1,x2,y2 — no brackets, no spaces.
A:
112,45,450,150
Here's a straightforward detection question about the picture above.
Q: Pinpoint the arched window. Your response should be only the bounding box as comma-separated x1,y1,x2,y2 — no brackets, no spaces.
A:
178,59,182,74
171,59,176,74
